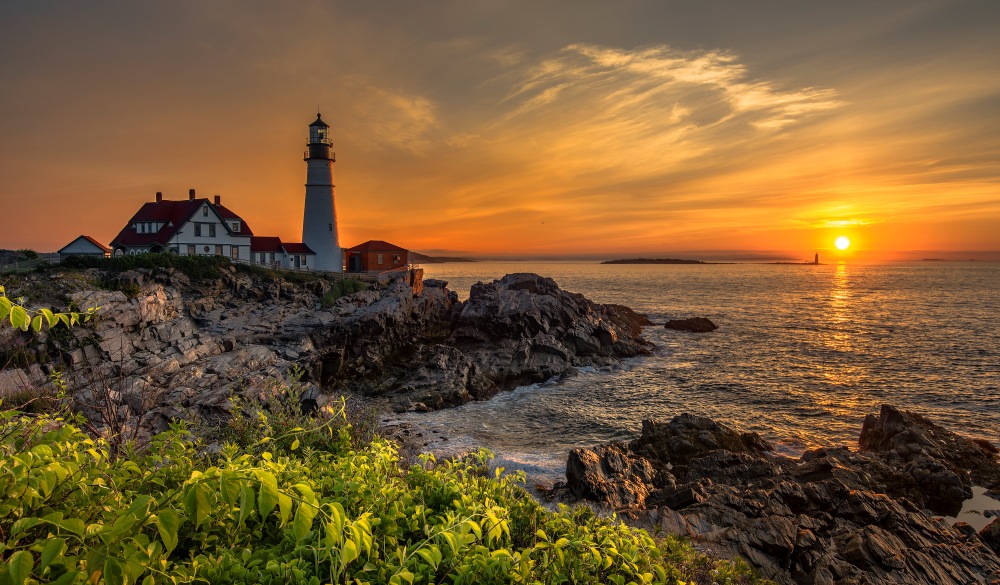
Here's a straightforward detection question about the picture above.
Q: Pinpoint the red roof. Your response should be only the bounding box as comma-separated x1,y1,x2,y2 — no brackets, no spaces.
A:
345,240,408,252
111,197,253,248
282,242,315,254
58,235,111,254
250,238,315,255
250,236,284,253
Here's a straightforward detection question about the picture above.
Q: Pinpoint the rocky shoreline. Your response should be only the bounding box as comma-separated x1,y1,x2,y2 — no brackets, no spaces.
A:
0,266,651,439
553,405,1000,584
3,264,999,583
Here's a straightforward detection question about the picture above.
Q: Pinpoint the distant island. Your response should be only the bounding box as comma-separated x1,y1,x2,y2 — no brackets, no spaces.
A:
410,252,475,264
601,258,707,265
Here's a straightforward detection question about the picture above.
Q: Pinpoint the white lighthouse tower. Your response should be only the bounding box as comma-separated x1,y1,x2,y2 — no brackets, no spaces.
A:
302,113,342,272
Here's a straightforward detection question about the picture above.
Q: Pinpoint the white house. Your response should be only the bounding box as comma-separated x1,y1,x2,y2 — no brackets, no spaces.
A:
58,235,111,259
110,189,316,269
250,237,316,270
110,190,253,260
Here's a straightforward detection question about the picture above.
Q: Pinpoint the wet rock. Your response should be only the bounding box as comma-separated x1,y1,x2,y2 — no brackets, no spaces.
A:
860,404,1000,503
562,406,1000,585
663,317,718,332
981,519,1000,555
566,443,657,509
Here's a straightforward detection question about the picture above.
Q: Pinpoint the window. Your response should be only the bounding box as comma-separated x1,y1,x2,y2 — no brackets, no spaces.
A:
209,224,216,237
377,254,384,264
194,223,202,237
215,245,223,256
202,207,208,217
231,246,239,260
231,222,239,232
393,254,400,264
187,244,195,255
203,246,210,253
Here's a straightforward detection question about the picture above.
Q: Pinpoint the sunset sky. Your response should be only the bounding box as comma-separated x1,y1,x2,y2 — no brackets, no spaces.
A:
2,1,999,260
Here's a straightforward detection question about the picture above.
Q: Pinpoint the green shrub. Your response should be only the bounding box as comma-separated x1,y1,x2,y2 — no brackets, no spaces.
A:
14,249,38,260
321,278,366,307
0,398,768,585
214,367,351,455
60,253,232,281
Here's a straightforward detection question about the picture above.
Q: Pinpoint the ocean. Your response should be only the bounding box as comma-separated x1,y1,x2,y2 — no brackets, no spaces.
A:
390,261,1000,485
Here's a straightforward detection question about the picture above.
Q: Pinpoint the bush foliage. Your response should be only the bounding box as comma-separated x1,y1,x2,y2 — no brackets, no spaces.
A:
0,402,765,585
59,254,232,281
321,279,367,307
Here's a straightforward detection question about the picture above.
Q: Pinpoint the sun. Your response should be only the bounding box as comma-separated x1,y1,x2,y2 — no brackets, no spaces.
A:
835,236,851,250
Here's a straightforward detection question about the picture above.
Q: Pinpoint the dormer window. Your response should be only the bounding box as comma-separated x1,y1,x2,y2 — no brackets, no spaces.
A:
230,221,240,232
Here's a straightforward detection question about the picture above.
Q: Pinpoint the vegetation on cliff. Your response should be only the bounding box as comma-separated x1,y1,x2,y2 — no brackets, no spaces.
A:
0,398,766,584
1,263,764,584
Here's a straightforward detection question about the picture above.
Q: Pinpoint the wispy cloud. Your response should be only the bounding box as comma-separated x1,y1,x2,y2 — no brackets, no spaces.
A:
349,84,439,154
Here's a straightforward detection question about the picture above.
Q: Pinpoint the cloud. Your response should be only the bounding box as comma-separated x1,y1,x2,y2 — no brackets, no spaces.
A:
349,84,440,154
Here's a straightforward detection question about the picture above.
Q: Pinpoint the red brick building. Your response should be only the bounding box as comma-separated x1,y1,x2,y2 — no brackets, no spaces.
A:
344,240,409,273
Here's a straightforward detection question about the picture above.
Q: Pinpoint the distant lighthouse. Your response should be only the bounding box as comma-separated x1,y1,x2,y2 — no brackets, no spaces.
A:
301,113,342,272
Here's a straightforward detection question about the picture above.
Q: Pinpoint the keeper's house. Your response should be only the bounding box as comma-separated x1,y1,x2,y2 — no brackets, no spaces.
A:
111,189,253,260
110,189,315,270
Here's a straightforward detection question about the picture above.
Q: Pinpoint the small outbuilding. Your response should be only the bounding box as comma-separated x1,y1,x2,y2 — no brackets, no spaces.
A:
344,240,409,273
58,235,110,260
250,236,316,270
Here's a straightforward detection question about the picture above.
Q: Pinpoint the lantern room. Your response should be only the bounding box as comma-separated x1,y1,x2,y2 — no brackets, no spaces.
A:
309,113,331,145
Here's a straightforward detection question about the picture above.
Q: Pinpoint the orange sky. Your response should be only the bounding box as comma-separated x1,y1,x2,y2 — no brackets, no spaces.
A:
1,1,999,260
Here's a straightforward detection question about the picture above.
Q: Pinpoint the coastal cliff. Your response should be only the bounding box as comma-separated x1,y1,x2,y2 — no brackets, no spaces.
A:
0,265,651,436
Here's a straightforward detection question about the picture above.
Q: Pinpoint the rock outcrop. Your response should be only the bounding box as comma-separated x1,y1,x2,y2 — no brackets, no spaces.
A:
663,317,718,332
1,267,652,434
558,405,1000,584
319,273,654,411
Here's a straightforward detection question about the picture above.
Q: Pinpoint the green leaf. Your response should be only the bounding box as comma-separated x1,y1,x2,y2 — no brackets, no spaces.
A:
104,556,125,585
10,517,41,538
341,538,359,569
39,537,66,571
292,503,316,542
238,485,255,525
257,471,279,518
278,493,292,526
156,509,180,555
0,296,10,321
49,570,80,585
40,308,57,329
290,438,300,451
49,516,85,535
31,314,43,333
9,305,28,331
220,471,240,507
195,484,211,527
7,550,33,585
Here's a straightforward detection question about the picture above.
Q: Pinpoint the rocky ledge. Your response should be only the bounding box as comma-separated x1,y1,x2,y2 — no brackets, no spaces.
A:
1,268,651,435
315,273,654,411
557,405,1000,584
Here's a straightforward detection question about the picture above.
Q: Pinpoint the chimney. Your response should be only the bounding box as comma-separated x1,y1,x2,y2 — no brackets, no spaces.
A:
155,191,162,203
214,195,221,205
188,188,196,201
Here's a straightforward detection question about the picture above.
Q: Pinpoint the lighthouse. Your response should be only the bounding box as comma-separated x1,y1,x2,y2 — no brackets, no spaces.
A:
301,113,342,272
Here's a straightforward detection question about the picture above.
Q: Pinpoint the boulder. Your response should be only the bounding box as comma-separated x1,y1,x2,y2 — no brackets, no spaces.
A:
566,443,658,509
